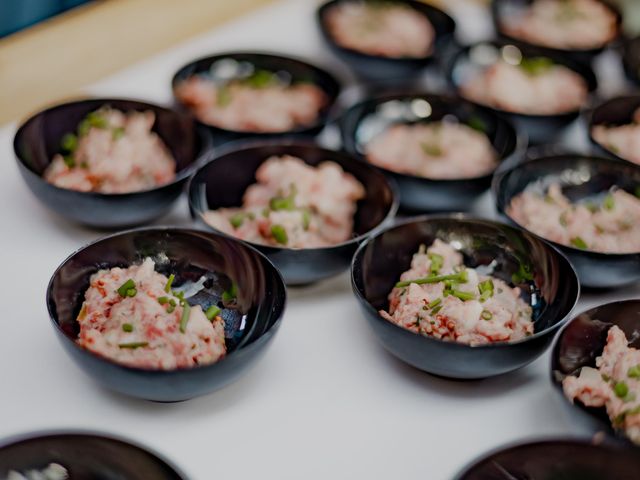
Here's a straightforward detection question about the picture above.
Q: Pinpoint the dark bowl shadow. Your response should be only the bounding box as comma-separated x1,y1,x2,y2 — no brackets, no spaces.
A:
622,36,640,86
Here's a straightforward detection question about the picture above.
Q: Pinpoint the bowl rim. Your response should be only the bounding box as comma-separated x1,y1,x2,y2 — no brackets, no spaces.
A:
186,137,401,253
45,226,287,374
350,213,580,350
12,96,211,198
316,0,456,63
492,152,640,258
338,90,529,184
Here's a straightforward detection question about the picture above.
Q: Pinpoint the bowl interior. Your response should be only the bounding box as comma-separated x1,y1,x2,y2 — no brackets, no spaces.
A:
590,95,640,129
622,36,640,83
47,229,285,361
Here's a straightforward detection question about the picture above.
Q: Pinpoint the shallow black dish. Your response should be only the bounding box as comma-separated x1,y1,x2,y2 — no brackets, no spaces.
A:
622,36,640,86
351,215,579,379
13,98,210,229
587,95,640,164
455,439,640,479
551,299,640,447
494,153,640,288
46,227,286,402
0,431,186,479
339,92,524,212
171,52,340,144
491,0,622,65
188,141,398,286
446,41,598,143
316,0,456,82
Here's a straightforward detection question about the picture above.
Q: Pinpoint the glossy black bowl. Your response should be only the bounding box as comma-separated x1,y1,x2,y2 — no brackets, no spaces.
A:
46,227,286,402
0,431,186,479
491,0,622,65
494,153,640,288
316,0,456,82
339,92,525,212
551,299,640,447
587,95,640,164
188,141,398,286
351,215,579,379
622,36,640,86
455,439,640,479
446,41,598,144
14,98,210,229
172,52,341,144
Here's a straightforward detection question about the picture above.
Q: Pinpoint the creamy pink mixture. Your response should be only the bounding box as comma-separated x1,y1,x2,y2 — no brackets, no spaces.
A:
460,58,588,115
365,122,498,179
6,464,68,480
325,1,434,58
563,325,640,445
175,72,327,133
380,240,533,346
44,108,176,193
508,183,640,254
203,155,365,248
501,0,617,50
77,258,226,370
592,108,640,165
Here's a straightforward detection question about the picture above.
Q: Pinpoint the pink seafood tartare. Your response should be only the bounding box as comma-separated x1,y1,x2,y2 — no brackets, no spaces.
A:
175,69,327,133
203,155,365,248
460,56,588,115
592,108,640,165
563,325,640,445
380,240,533,345
508,183,640,254
500,0,618,51
43,107,176,193
365,122,498,179
324,0,434,58
76,258,226,370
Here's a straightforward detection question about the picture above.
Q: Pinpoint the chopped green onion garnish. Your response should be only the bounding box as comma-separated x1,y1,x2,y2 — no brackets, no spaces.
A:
230,212,245,229
467,116,486,133
271,224,288,245
603,194,615,211
126,288,137,297
451,289,475,301
601,373,611,382
222,282,237,303
63,155,75,168
559,212,568,227
301,209,311,231
118,341,148,349
158,296,169,305
61,133,78,152
167,303,176,313
86,111,108,129
217,86,232,107
628,365,640,379
614,381,629,398
269,196,295,211
112,127,125,140
428,298,442,309
478,279,495,296
428,253,444,275
570,236,588,250
117,279,136,298
481,310,493,320
519,57,554,76
395,270,468,289
420,142,442,157
431,305,443,315
205,305,221,321
244,69,276,88
78,119,91,137
179,302,191,333
164,274,175,293
122,323,134,332
635,186,640,198
262,207,271,218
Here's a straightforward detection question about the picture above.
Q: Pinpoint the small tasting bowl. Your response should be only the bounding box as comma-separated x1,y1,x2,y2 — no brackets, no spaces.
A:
339,92,525,212
14,98,210,229
491,0,622,65
351,215,579,379
551,299,640,447
493,153,640,288
455,439,640,479
587,95,640,165
446,41,598,144
172,52,341,144
622,36,640,86
316,0,456,82
188,141,399,286
46,227,286,402
0,431,186,479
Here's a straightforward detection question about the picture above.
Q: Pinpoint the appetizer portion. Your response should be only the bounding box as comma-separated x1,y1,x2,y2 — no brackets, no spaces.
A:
43,107,176,193
500,0,618,51
379,240,533,345
460,56,588,115
365,121,498,179
508,183,640,254
592,108,640,165
5,464,68,480
563,325,640,445
324,0,434,58
203,155,365,248
76,258,227,370
175,69,327,133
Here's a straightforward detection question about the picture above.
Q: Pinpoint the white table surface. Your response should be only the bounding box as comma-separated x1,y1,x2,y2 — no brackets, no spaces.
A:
1,1,639,478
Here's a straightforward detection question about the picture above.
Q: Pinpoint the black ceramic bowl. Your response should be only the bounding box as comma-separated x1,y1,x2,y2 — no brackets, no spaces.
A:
587,95,640,164
14,98,210,229
188,141,398,286
622,36,640,86
316,0,456,82
491,0,622,65
494,153,640,288
171,52,341,144
551,299,640,447
351,215,579,379
46,227,286,402
339,92,525,212
455,439,640,479
0,431,186,479
446,41,598,144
